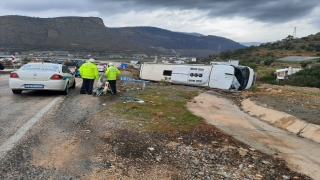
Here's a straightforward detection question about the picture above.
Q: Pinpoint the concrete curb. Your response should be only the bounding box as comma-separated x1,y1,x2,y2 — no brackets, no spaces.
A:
241,98,320,144
0,70,14,74
0,68,15,74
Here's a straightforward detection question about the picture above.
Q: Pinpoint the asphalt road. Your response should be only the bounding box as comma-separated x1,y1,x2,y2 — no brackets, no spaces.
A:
0,74,114,179
0,74,63,146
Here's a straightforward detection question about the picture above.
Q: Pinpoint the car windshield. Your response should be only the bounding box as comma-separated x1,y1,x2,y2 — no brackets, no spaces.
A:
234,66,249,90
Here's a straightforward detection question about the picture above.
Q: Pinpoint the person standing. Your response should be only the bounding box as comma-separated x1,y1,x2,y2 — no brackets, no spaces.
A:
104,62,120,95
79,58,99,94
0,62,4,70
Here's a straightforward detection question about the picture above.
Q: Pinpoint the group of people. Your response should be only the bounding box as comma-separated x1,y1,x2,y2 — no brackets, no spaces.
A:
79,58,120,95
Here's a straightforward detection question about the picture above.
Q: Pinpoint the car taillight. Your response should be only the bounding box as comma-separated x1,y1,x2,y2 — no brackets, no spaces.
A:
10,72,19,78
50,74,63,80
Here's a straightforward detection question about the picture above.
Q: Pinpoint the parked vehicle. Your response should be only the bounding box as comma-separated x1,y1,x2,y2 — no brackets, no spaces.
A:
74,61,84,77
97,64,106,72
139,63,255,91
9,63,76,95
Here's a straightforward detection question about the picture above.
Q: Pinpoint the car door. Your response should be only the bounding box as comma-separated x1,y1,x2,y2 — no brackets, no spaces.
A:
62,66,74,88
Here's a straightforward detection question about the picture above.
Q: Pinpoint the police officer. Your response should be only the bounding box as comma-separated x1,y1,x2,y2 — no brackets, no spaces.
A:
79,58,99,94
104,62,120,95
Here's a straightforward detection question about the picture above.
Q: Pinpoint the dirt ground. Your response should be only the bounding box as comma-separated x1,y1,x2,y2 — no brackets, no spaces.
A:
240,84,320,125
85,83,319,180
1,79,318,179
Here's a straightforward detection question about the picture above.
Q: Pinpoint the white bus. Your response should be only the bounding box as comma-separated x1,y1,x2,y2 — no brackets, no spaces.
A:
139,63,255,91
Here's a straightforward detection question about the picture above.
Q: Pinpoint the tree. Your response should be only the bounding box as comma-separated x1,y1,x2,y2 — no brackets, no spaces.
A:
264,59,274,66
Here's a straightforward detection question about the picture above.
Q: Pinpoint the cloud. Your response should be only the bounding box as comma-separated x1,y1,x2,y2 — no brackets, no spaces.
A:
0,0,319,42
91,0,320,23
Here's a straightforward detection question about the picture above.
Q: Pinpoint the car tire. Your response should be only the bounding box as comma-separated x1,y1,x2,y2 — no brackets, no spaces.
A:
61,84,69,95
71,79,76,89
12,90,22,94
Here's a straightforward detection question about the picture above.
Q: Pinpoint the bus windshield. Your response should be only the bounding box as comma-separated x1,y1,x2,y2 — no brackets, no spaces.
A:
234,66,249,90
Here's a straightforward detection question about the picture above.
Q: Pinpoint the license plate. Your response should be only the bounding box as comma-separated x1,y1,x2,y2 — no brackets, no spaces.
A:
24,84,44,88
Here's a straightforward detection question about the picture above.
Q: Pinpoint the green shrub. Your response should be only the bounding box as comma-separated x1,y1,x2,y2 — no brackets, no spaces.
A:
258,71,277,84
284,66,320,88
264,59,274,66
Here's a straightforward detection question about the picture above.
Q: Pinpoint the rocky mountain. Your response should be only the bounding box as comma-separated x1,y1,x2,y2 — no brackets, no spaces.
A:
0,15,150,54
111,26,245,57
240,42,263,47
0,15,245,57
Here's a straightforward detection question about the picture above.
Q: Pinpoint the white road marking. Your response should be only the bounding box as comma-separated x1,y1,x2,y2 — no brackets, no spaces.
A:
0,96,62,160
76,81,82,86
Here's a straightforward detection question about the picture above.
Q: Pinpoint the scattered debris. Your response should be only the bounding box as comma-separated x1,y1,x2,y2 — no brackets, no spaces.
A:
155,155,161,162
81,130,91,133
147,147,155,151
120,77,149,90
122,96,145,103
238,147,248,156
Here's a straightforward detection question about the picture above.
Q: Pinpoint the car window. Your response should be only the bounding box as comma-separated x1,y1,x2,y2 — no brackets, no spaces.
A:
62,66,72,74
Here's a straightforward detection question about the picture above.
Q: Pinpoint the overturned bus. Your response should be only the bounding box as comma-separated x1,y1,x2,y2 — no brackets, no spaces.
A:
139,63,255,91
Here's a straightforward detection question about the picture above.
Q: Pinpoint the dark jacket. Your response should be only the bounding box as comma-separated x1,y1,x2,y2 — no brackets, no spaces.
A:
0,63,4,70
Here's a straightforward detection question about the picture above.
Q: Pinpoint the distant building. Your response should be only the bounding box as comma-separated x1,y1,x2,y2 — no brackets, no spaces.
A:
53,51,70,57
210,60,239,66
130,60,139,64
133,54,148,58
42,51,54,56
0,52,10,55
109,55,122,58
174,60,185,64
34,51,43,56
161,60,170,64
276,67,301,81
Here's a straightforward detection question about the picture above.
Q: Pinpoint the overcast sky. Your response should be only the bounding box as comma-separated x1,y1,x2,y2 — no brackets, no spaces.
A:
1,0,319,42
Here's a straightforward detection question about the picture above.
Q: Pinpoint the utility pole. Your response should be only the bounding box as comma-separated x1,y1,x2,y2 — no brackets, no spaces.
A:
293,27,296,39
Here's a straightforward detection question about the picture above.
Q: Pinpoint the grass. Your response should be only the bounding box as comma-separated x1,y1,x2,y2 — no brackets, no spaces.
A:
249,84,261,93
104,86,204,133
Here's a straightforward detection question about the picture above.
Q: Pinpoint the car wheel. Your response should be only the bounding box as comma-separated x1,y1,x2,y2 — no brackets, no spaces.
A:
71,79,76,89
61,84,69,95
12,90,22,94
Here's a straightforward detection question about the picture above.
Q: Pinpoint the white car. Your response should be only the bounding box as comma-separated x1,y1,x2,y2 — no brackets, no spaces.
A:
97,64,106,72
9,63,76,95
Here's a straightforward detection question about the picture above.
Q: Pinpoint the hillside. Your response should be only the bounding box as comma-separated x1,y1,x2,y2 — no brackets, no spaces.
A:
208,33,320,88
215,33,320,60
0,16,245,57
111,26,245,57
0,15,151,54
